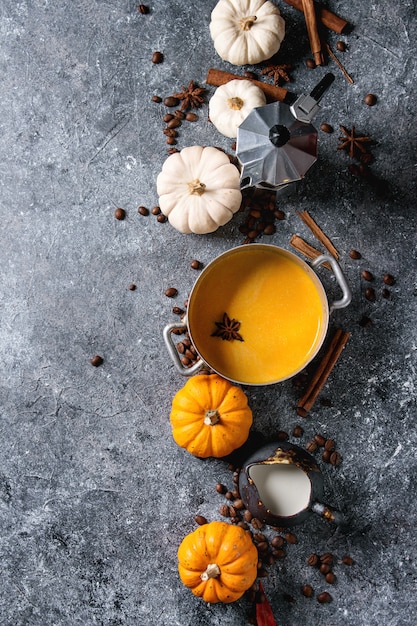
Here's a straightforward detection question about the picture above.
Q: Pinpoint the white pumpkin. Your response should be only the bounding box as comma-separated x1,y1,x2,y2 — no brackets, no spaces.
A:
209,0,285,66
209,79,266,138
156,146,242,234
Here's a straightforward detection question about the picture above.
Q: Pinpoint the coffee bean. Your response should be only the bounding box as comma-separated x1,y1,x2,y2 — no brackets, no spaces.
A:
382,288,391,299
263,224,276,235
243,509,253,522
325,572,336,584
137,4,149,14
167,117,181,129
336,40,346,51
91,355,103,367
219,504,230,517
320,123,333,133
322,450,331,463
251,517,263,530
163,128,177,137
174,110,186,119
306,58,316,68
314,434,326,446
359,315,373,328
272,548,286,559
172,306,184,316
320,553,334,564
277,430,289,441
307,553,319,567
164,96,180,107
238,521,249,530
228,506,238,518
342,556,354,565
256,541,269,553
317,591,332,603
292,425,304,437
164,287,178,298
349,249,361,259
271,535,285,548
302,584,314,597
324,438,335,452
233,499,244,510
320,563,331,575
286,532,297,544
151,95,162,103
152,51,163,64
306,440,318,452
274,209,286,220
361,269,374,281
194,515,207,525
364,93,377,106
138,205,149,216
151,205,161,215
185,112,198,122
114,207,125,220
129,284,136,291
365,287,376,302
190,259,202,270
383,273,395,285
157,214,167,223
166,136,176,145
330,451,342,466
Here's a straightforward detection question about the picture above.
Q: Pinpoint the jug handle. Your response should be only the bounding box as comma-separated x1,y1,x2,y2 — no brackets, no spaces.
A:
311,254,352,313
163,320,205,376
311,501,344,525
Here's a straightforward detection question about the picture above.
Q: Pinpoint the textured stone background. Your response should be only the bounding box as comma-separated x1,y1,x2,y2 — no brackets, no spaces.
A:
0,1,416,625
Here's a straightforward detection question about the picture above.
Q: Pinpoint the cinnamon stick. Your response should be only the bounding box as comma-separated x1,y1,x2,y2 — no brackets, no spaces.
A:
301,0,324,65
282,0,350,34
290,234,331,269
297,210,339,259
206,68,289,103
325,43,354,84
297,329,350,412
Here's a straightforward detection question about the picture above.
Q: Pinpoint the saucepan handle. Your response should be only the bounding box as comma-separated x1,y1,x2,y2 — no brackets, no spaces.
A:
163,320,205,376
311,501,344,525
311,254,352,313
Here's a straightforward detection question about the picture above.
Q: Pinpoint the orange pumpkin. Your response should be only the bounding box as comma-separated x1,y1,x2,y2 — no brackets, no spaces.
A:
178,521,258,603
170,374,253,458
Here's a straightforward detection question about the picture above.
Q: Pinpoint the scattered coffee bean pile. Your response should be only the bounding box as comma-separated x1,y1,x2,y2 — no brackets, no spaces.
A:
237,187,286,244
348,250,396,328
151,86,203,152
305,433,342,466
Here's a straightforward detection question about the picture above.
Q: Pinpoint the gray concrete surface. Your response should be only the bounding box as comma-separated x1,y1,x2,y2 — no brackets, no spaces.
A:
1,1,416,625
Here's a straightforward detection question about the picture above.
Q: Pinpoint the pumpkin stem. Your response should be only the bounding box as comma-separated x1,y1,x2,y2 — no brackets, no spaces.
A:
238,15,257,31
204,409,220,426
201,563,221,581
227,96,244,111
188,179,206,196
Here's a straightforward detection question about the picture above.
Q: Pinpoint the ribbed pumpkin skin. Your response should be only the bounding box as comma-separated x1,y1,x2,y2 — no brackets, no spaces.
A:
170,374,253,458
178,521,258,603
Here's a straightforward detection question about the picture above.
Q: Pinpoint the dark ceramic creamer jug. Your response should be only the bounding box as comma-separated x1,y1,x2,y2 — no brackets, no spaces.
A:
238,441,342,528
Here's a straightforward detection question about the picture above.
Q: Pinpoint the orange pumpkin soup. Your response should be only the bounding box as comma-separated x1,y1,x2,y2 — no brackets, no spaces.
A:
188,245,327,385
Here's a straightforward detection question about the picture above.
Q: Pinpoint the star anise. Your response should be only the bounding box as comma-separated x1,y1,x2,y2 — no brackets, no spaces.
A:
173,80,206,111
338,125,373,159
261,63,292,85
211,312,244,342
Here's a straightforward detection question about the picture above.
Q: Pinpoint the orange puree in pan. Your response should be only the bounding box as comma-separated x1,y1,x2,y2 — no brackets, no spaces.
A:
188,246,327,385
